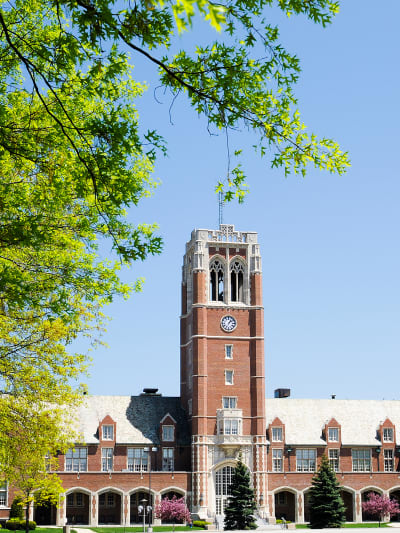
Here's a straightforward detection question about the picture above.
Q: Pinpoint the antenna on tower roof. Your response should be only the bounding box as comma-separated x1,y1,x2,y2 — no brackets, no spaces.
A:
218,191,224,226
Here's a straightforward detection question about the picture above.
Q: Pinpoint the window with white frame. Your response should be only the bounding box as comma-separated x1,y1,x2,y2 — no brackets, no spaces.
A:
384,449,394,472
102,425,114,440
99,493,115,507
222,396,237,409
225,370,234,385
383,428,394,442
0,483,7,507
272,427,283,442
101,448,113,471
127,448,148,472
329,449,339,472
220,418,239,435
272,449,283,472
328,428,339,442
225,345,233,359
65,447,87,472
296,449,316,472
162,425,175,442
162,448,174,471
352,449,371,472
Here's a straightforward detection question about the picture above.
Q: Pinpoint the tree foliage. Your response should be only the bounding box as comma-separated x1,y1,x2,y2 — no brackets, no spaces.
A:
0,0,347,494
224,455,257,530
362,493,400,526
155,496,191,524
308,454,345,528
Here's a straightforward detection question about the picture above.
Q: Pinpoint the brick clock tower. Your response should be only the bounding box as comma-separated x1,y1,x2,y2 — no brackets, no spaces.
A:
180,224,267,519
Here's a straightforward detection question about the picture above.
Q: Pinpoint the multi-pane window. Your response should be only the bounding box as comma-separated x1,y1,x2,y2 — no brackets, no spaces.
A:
216,466,234,496
225,345,233,359
162,448,174,471
127,448,148,472
99,493,115,507
328,428,339,442
384,449,394,472
210,260,224,302
67,493,84,507
272,449,283,472
352,449,371,472
383,428,394,442
272,427,283,442
329,449,339,472
65,448,88,472
162,425,174,441
222,397,237,409
0,484,7,506
220,419,239,435
101,448,113,472
225,370,234,385
102,425,114,440
296,449,316,472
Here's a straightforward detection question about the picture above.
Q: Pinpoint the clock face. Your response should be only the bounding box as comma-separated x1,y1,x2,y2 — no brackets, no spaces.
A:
220,315,237,332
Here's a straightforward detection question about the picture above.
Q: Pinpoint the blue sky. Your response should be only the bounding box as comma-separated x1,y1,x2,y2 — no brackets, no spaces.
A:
77,1,400,400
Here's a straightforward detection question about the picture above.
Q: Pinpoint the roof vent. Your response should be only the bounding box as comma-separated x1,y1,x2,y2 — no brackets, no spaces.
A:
331,394,336,399
142,388,159,395
274,388,290,398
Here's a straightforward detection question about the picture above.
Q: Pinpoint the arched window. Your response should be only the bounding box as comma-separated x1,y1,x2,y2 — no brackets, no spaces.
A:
215,466,234,515
230,260,244,302
210,259,224,302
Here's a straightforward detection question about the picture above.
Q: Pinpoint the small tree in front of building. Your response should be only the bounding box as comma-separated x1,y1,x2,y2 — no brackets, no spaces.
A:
308,454,345,528
224,454,257,530
362,493,400,526
155,495,191,525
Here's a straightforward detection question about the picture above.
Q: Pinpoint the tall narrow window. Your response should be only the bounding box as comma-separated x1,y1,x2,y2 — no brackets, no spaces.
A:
162,448,174,471
272,449,283,472
101,448,113,472
210,260,224,302
329,449,339,472
230,260,244,302
384,449,394,472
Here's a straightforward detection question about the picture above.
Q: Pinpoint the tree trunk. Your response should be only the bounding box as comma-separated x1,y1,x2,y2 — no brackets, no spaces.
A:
25,498,29,533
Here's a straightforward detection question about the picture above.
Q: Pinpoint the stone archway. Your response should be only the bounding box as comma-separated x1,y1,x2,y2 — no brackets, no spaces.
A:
362,490,382,521
64,491,90,525
130,491,154,524
98,490,122,524
160,491,186,524
274,491,296,522
340,490,354,522
34,500,57,526
389,490,400,522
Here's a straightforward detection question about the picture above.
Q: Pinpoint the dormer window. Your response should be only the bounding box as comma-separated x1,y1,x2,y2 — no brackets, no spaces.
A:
102,425,114,440
210,259,224,302
230,260,244,302
272,427,283,442
328,427,339,442
162,425,174,442
383,428,394,442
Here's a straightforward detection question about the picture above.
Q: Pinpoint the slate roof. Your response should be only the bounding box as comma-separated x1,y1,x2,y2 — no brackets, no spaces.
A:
266,398,400,446
74,395,190,446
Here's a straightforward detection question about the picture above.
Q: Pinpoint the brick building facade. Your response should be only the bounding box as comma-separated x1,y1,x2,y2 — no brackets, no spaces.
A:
2,224,400,526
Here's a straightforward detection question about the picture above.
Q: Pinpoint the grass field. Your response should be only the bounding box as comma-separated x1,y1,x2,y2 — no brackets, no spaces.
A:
89,527,204,532
296,524,391,529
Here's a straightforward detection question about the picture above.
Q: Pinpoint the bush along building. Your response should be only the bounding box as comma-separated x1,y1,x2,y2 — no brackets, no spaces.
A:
2,225,400,526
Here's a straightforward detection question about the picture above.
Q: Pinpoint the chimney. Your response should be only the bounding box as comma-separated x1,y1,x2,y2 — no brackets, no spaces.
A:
274,388,290,398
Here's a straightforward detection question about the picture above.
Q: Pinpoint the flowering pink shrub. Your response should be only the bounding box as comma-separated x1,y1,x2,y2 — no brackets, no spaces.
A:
155,495,191,524
362,492,400,525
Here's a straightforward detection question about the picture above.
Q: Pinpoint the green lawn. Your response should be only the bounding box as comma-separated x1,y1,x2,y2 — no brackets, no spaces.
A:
296,524,391,529
89,525,204,533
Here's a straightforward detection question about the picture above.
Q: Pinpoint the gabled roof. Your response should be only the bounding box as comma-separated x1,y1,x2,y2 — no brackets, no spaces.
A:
73,395,190,445
266,398,400,446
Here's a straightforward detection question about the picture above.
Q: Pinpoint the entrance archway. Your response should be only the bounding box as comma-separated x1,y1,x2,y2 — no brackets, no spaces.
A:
362,490,381,521
389,490,400,522
215,466,234,515
274,491,296,522
65,491,90,525
160,491,186,524
341,490,354,522
130,491,154,524
98,491,121,524
34,501,57,525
